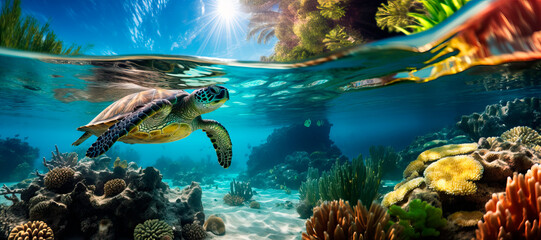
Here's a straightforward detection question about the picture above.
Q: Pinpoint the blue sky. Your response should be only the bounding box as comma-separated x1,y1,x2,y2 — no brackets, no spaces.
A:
17,0,276,60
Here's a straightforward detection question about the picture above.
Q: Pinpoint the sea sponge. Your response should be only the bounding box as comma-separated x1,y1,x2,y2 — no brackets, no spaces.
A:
223,193,244,206
403,160,425,178
501,126,541,147
104,178,126,197
424,155,483,195
249,200,260,209
44,167,75,190
447,211,483,227
476,164,541,240
8,221,54,240
417,143,478,163
203,215,225,236
302,199,403,240
382,177,424,207
182,223,207,240
133,219,173,240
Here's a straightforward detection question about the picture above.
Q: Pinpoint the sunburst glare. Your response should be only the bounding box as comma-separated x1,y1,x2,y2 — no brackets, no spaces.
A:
196,0,246,56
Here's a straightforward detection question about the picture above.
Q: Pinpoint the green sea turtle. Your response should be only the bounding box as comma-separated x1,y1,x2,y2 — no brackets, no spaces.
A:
72,86,232,168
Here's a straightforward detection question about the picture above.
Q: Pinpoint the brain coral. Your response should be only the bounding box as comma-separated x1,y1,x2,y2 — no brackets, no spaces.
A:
500,126,541,147
476,164,541,240
104,178,126,197
302,199,403,240
223,193,244,206
424,155,483,195
133,219,173,240
382,177,425,207
8,221,54,240
44,167,75,190
182,223,207,240
203,215,226,236
417,143,478,163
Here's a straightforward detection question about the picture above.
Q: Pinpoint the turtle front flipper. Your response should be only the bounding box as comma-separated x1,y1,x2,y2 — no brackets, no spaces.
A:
86,99,173,158
198,118,232,168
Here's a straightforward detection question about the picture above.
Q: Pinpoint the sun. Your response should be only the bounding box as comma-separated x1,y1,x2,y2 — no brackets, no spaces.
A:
216,0,239,21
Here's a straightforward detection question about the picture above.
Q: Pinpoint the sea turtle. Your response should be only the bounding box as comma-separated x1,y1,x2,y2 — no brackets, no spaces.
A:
72,86,232,168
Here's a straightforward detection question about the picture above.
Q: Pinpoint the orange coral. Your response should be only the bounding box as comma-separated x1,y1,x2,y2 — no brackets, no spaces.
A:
476,164,541,240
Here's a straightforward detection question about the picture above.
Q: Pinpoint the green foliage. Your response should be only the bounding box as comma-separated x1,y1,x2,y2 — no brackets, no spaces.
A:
299,167,320,206
134,219,173,240
388,199,447,239
318,0,346,20
377,0,470,34
376,0,420,33
369,145,402,178
0,0,84,54
293,12,330,53
323,25,356,51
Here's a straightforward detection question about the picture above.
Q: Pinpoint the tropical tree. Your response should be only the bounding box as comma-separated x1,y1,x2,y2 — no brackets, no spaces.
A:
0,0,84,55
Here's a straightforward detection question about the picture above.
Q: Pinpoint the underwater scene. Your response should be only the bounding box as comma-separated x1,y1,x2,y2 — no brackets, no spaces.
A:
1,0,541,239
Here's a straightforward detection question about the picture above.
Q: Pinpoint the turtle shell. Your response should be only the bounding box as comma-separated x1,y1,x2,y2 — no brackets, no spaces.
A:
78,89,188,133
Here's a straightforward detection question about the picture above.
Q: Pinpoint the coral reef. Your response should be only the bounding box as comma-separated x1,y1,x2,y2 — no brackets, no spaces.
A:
43,167,75,191
182,223,207,240
500,126,541,147
416,143,478,163
475,164,541,240
388,199,447,239
8,221,54,240
249,201,260,209
203,215,225,236
133,219,173,240
382,177,425,207
0,146,204,239
103,179,126,197
457,97,541,139
0,136,39,182
246,122,343,177
229,180,252,201
424,155,483,195
302,200,403,240
43,145,78,170
223,193,244,206
447,211,483,227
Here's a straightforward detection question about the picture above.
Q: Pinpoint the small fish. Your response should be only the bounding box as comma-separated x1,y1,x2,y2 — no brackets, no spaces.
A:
14,134,19,138
304,118,311,127
316,120,323,126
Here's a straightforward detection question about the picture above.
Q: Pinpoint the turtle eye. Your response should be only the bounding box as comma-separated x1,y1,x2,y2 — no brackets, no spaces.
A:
208,86,219,94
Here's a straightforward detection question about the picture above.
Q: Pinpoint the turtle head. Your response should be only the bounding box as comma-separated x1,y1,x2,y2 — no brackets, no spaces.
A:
191,85,229,114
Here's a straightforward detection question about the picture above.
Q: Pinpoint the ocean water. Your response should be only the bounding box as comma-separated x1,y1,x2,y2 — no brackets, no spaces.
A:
1,0,541,239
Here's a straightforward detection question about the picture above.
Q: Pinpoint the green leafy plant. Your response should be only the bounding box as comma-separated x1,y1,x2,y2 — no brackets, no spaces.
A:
388,199,447,239
317,0,346,20
376,0,421,33
406,0,470,34
323,25,356,51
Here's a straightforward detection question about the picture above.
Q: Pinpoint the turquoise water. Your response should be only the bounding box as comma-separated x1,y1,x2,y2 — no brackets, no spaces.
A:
1,0,541,239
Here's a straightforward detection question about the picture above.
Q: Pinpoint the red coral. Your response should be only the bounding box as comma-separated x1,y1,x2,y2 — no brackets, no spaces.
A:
476,164,541,240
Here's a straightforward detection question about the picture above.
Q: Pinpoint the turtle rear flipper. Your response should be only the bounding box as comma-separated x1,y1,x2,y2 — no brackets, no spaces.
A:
86,99,173,158
198,119,232,168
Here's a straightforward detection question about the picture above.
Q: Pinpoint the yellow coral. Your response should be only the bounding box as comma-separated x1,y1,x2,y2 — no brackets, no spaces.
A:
382,177,424,207
424,155,483,195
113,157,128,168
417,143,478,163
403,160,424,178
8,221,54,240
501,126,541,147
447,211,484,227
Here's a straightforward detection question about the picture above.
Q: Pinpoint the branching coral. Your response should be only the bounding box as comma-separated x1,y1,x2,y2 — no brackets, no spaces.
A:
133,219,173,240
476,164,541,240
302,199,404,240
423,155,483,195
103,178,126,197
42,145,78,170
229,179,253,201
8,221,54,240
388,199,446,239
416,143,478,163
500,126,541,147
44,167,75,190
382,177,425,207
182,223,207,240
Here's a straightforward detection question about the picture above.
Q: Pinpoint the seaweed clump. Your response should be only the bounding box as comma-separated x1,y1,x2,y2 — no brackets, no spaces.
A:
8,221,54,240
388,199,447,239
133,219,173,240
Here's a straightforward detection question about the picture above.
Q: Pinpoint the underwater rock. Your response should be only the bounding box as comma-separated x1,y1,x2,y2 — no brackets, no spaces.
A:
203,215,225,236
457,97,541,139
0,148,204,239
246,120,343,177
249,201,260,209
295,199,313,219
